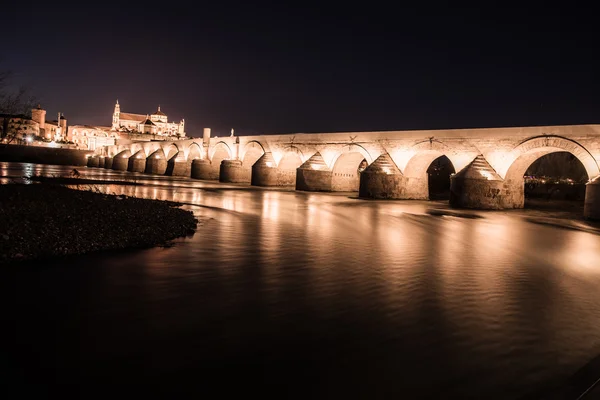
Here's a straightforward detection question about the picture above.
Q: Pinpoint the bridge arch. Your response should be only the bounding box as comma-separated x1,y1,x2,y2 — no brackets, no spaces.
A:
329,143,374,168
147,142,162,156
130,143,147,158
131,149,145,159
162,143,180,160
329,144,373,192
148,148,167,159
209,141,232,164
275,146,304,170
504,135,600,182
116,145,130,155
187,142,203,161
398,140,461,200
402,140,452,177
241,140,265,166
114,149,132,159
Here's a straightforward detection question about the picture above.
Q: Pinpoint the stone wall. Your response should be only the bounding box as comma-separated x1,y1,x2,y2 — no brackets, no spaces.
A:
0,144,93,166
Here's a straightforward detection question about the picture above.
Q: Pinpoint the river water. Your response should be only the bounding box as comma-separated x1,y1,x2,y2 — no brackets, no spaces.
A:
2,162,600,399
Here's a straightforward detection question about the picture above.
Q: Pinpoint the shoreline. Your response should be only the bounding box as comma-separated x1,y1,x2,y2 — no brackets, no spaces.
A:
0,183,198,265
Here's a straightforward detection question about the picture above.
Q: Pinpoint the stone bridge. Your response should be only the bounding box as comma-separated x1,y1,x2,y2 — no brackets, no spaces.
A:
88,125,600,219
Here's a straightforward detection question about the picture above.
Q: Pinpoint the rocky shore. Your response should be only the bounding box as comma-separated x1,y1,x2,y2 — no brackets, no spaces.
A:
0,184,198,264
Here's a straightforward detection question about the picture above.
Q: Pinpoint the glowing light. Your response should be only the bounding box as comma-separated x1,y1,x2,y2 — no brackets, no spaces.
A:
310,163,323,170
26,136,32,143
271,151,283,165
265,161,273,167
388,149,415,172
479,170,493,180
155,155,161,159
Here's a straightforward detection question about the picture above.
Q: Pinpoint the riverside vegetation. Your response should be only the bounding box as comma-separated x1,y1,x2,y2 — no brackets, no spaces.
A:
0,182,198,264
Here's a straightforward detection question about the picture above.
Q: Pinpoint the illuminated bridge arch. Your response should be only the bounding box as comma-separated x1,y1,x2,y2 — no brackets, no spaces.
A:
209,141,232,163
504,135,599,182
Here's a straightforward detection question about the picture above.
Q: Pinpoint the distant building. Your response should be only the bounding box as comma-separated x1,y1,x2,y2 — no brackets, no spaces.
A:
111,100,185,138
67,125,120,150
0,114,39,143
1,105,67,144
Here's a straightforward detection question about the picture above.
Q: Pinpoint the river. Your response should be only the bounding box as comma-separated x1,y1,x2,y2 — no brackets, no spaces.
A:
2,162,600,399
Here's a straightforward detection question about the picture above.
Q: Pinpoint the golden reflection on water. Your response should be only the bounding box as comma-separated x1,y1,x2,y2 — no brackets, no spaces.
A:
5,162,600,399
562,230,600,275
261,192,280,221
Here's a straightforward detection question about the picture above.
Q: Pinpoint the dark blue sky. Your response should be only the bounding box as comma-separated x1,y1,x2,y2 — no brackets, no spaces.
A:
3,2,598,137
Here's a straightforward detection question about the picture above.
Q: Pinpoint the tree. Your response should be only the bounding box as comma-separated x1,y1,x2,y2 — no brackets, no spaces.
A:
0,67,37,142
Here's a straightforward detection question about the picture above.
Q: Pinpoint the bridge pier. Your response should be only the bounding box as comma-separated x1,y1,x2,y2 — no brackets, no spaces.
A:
296,152,332,191
127,156,146,173
166,160,189,176
220,159,250,183
251,153,278,186
98,156,105,168
584,177,600,220
104,157,113,169
145,156,167,175
165,153,189,176
87,155,99,168
112,155,128,171
449,155,505,209
358,153,408,199
499,179,525,209
251,152,298,186
191,159,215,180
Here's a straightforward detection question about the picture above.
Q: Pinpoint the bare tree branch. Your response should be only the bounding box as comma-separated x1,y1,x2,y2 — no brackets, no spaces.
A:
0,68,37,115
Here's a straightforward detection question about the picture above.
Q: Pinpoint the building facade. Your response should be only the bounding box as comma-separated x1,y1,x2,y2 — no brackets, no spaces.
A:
111,100,185,138
1,105,67,144
68,125,120,150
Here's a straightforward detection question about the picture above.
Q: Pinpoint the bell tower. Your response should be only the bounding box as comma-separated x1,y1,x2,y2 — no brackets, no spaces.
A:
112,100,120,130
178,118,185,136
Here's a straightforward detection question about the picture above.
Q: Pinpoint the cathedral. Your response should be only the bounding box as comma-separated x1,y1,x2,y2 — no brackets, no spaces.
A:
111,100,185,137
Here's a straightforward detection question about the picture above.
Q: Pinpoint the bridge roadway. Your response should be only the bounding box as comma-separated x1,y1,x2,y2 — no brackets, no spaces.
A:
88,124,600,219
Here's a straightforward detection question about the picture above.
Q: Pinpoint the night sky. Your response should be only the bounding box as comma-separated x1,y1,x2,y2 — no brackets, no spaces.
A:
3,3,598,137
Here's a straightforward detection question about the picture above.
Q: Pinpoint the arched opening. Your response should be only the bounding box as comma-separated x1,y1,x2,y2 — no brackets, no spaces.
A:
427,155,455,200
163,144,179,161
403,151,456,200
523,152,589,209
210,142,231,165
242,141,265,167
331,152,367,192
277,151,303,185
278,151,303,170
187,143,202,161
504,141,596,209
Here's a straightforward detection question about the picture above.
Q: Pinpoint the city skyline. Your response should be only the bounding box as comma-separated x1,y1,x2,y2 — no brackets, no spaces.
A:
3,3,598,137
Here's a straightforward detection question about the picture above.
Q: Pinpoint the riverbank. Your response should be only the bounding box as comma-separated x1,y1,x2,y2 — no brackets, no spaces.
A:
0,183,198,264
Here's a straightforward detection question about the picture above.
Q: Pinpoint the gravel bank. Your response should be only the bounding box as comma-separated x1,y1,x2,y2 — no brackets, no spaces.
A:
0,184,198,264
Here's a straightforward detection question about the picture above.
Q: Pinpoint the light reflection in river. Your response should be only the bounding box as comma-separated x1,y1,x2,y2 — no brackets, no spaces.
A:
2,161,600,399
